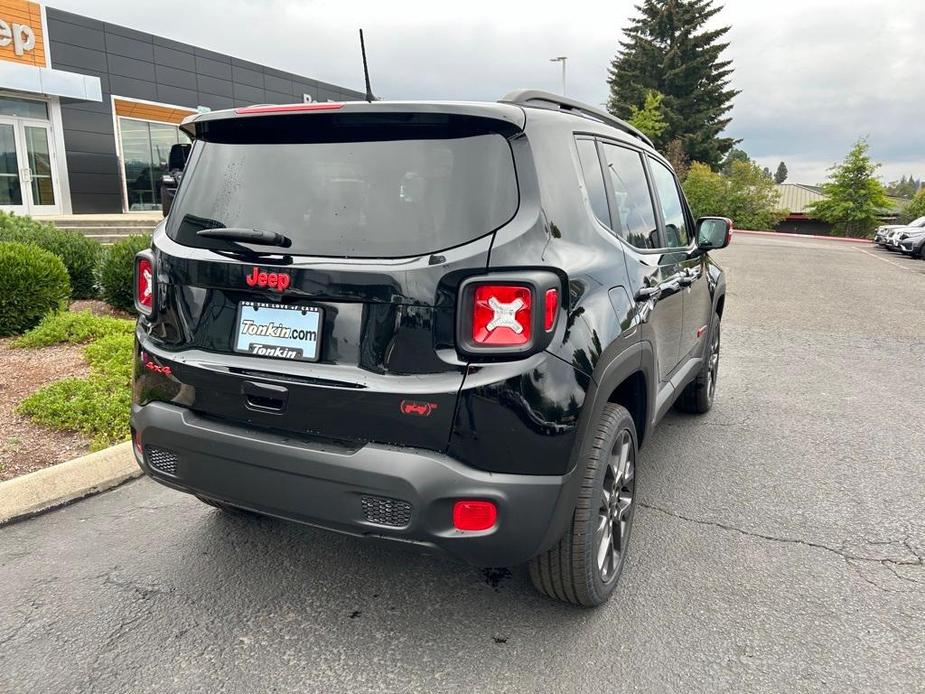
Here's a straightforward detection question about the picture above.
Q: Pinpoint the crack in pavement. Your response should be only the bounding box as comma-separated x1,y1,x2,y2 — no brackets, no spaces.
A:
638,502,924,569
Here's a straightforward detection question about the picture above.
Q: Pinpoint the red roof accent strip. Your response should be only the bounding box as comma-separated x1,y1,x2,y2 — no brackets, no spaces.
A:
234,103,344,115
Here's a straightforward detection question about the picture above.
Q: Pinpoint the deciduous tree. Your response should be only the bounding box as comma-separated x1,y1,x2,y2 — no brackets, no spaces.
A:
683,161,787,230
807,140,890,237
627,90,668,142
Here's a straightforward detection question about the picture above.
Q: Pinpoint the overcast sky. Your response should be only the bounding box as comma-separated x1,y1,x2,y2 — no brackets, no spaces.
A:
51,0,925,184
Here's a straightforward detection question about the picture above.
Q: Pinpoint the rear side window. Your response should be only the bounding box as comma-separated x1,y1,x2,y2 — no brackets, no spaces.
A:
600,143,659,249
168,118,518,258
648,157,691,248
575,138,610,226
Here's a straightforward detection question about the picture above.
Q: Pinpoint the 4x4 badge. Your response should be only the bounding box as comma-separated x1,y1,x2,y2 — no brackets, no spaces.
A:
245,267,291,292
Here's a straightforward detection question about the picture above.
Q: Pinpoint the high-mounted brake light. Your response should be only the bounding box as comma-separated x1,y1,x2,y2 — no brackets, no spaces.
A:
234,102,344,115
472,285,532,346
134,251,155,316
453,500,497,532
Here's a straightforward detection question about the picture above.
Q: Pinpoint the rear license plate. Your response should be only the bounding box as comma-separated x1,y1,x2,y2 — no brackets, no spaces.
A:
234,302,322,362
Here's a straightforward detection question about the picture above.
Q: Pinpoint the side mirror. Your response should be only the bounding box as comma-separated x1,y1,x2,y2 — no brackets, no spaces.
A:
167,143,191,171
161,174,177,187
696,217,733,250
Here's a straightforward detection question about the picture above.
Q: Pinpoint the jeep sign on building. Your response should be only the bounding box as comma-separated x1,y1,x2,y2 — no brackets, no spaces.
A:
0,1,363,214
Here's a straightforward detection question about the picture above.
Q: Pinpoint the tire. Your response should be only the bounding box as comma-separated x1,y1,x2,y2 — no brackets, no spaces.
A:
675,312,721,414
528,403,638,607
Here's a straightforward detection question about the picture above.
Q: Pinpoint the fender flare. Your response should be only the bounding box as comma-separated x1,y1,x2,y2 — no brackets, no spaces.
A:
534,339,656,553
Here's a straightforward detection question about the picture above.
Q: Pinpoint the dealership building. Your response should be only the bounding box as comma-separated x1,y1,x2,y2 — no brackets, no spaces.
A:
0,0,364,215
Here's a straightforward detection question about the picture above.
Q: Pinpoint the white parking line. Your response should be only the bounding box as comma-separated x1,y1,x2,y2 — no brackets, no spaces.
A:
856,248,917,270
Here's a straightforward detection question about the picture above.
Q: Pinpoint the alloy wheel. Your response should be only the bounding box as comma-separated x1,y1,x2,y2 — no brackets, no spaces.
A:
707,324,721,400
595,429,635,583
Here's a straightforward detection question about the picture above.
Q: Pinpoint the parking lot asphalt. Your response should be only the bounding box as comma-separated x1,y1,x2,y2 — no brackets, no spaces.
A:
2,234,923,694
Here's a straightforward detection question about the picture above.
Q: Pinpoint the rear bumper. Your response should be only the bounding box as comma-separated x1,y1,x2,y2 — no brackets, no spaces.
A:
130,402,576,567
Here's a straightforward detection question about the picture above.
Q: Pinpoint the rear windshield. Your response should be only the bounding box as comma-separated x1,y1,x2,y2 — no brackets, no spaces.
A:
167,116,519,258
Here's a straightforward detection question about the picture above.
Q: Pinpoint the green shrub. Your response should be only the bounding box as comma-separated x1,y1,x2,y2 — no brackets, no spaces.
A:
99,234,152,313
12,310,134,348
900,189,925,225
84,332,135,382
19,374,131,450
18,329,135,450
0,242,71,336
683,161,788,231
0,211,102,299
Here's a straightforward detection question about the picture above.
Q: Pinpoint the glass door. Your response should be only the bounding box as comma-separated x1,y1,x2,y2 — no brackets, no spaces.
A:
0,117,26,214
0,115,61,216
20,121,60,215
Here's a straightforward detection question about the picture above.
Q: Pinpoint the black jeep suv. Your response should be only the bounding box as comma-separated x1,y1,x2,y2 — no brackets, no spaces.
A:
130,90,730,607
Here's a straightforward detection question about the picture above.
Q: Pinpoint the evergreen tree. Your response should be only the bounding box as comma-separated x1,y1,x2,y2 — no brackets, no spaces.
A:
607,0,739,167
721,147,751,175
627,90,668,141
762,166,772,180
663,138,690,181
774,161,788,184
807,140,890,237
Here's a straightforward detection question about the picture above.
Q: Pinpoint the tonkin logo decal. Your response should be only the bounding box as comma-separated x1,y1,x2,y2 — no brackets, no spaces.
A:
245,267,291,292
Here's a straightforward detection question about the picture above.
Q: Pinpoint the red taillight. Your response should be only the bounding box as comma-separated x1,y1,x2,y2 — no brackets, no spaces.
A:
472,284,532,346
234,102,344,114
132,429,143,458
544,288,558,331
134,252,154,316
453,500,497,531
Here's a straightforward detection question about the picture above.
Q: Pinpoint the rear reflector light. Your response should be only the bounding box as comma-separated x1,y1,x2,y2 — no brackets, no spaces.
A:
472,284,532,346
234,102,344,114
544,288,559,331
134,252,154,316
453,500,497,531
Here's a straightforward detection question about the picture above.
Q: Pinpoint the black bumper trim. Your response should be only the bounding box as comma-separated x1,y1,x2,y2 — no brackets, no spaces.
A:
131,402,577,566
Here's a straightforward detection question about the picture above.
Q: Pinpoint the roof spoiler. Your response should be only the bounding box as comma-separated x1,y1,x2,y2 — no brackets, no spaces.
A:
499,89,654,148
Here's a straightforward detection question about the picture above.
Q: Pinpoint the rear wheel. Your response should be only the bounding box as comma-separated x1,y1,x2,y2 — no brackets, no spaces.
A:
675,312,721,414
528,403,637,607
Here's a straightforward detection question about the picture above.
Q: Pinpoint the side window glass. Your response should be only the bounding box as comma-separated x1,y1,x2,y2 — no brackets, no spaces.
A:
648,158,691,248
600,143,660,249
575,138,610,227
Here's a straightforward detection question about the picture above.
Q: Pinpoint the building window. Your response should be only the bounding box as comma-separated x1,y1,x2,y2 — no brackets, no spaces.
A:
118,117,191,211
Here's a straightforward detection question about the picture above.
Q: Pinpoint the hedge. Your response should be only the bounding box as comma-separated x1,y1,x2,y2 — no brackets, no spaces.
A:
0,211,102,299
99,234,152,313
0,242,71,336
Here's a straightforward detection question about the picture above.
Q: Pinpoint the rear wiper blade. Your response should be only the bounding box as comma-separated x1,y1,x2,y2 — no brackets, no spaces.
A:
197,227,292,248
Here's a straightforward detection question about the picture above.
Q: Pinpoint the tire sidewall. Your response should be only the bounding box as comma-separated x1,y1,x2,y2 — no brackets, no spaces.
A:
582,405,639,604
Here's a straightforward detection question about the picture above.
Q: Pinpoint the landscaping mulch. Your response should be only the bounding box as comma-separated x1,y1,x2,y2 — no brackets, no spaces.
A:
0,337,91,482
70,299,133,319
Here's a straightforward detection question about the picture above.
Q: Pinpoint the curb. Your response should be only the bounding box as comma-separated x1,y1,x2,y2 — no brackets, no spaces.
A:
0,441,141,525
735,229,873,244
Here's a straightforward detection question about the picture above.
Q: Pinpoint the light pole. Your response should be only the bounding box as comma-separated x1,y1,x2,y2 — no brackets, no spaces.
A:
550,56,567,95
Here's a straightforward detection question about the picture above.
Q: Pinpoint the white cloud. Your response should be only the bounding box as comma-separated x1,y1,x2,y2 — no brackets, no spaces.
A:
51,0,925,183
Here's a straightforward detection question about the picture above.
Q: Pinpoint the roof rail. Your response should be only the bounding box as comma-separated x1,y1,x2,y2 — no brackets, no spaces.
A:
499,89,654,148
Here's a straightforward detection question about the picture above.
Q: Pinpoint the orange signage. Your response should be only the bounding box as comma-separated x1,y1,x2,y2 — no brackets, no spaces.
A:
113,98,196,125
0,0,46,68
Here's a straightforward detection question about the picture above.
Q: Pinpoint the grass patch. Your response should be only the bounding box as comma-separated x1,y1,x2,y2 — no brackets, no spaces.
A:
11,310,133,348
16,313,135,450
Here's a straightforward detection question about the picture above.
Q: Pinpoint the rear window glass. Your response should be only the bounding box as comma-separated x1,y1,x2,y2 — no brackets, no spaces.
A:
167,119,518,258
